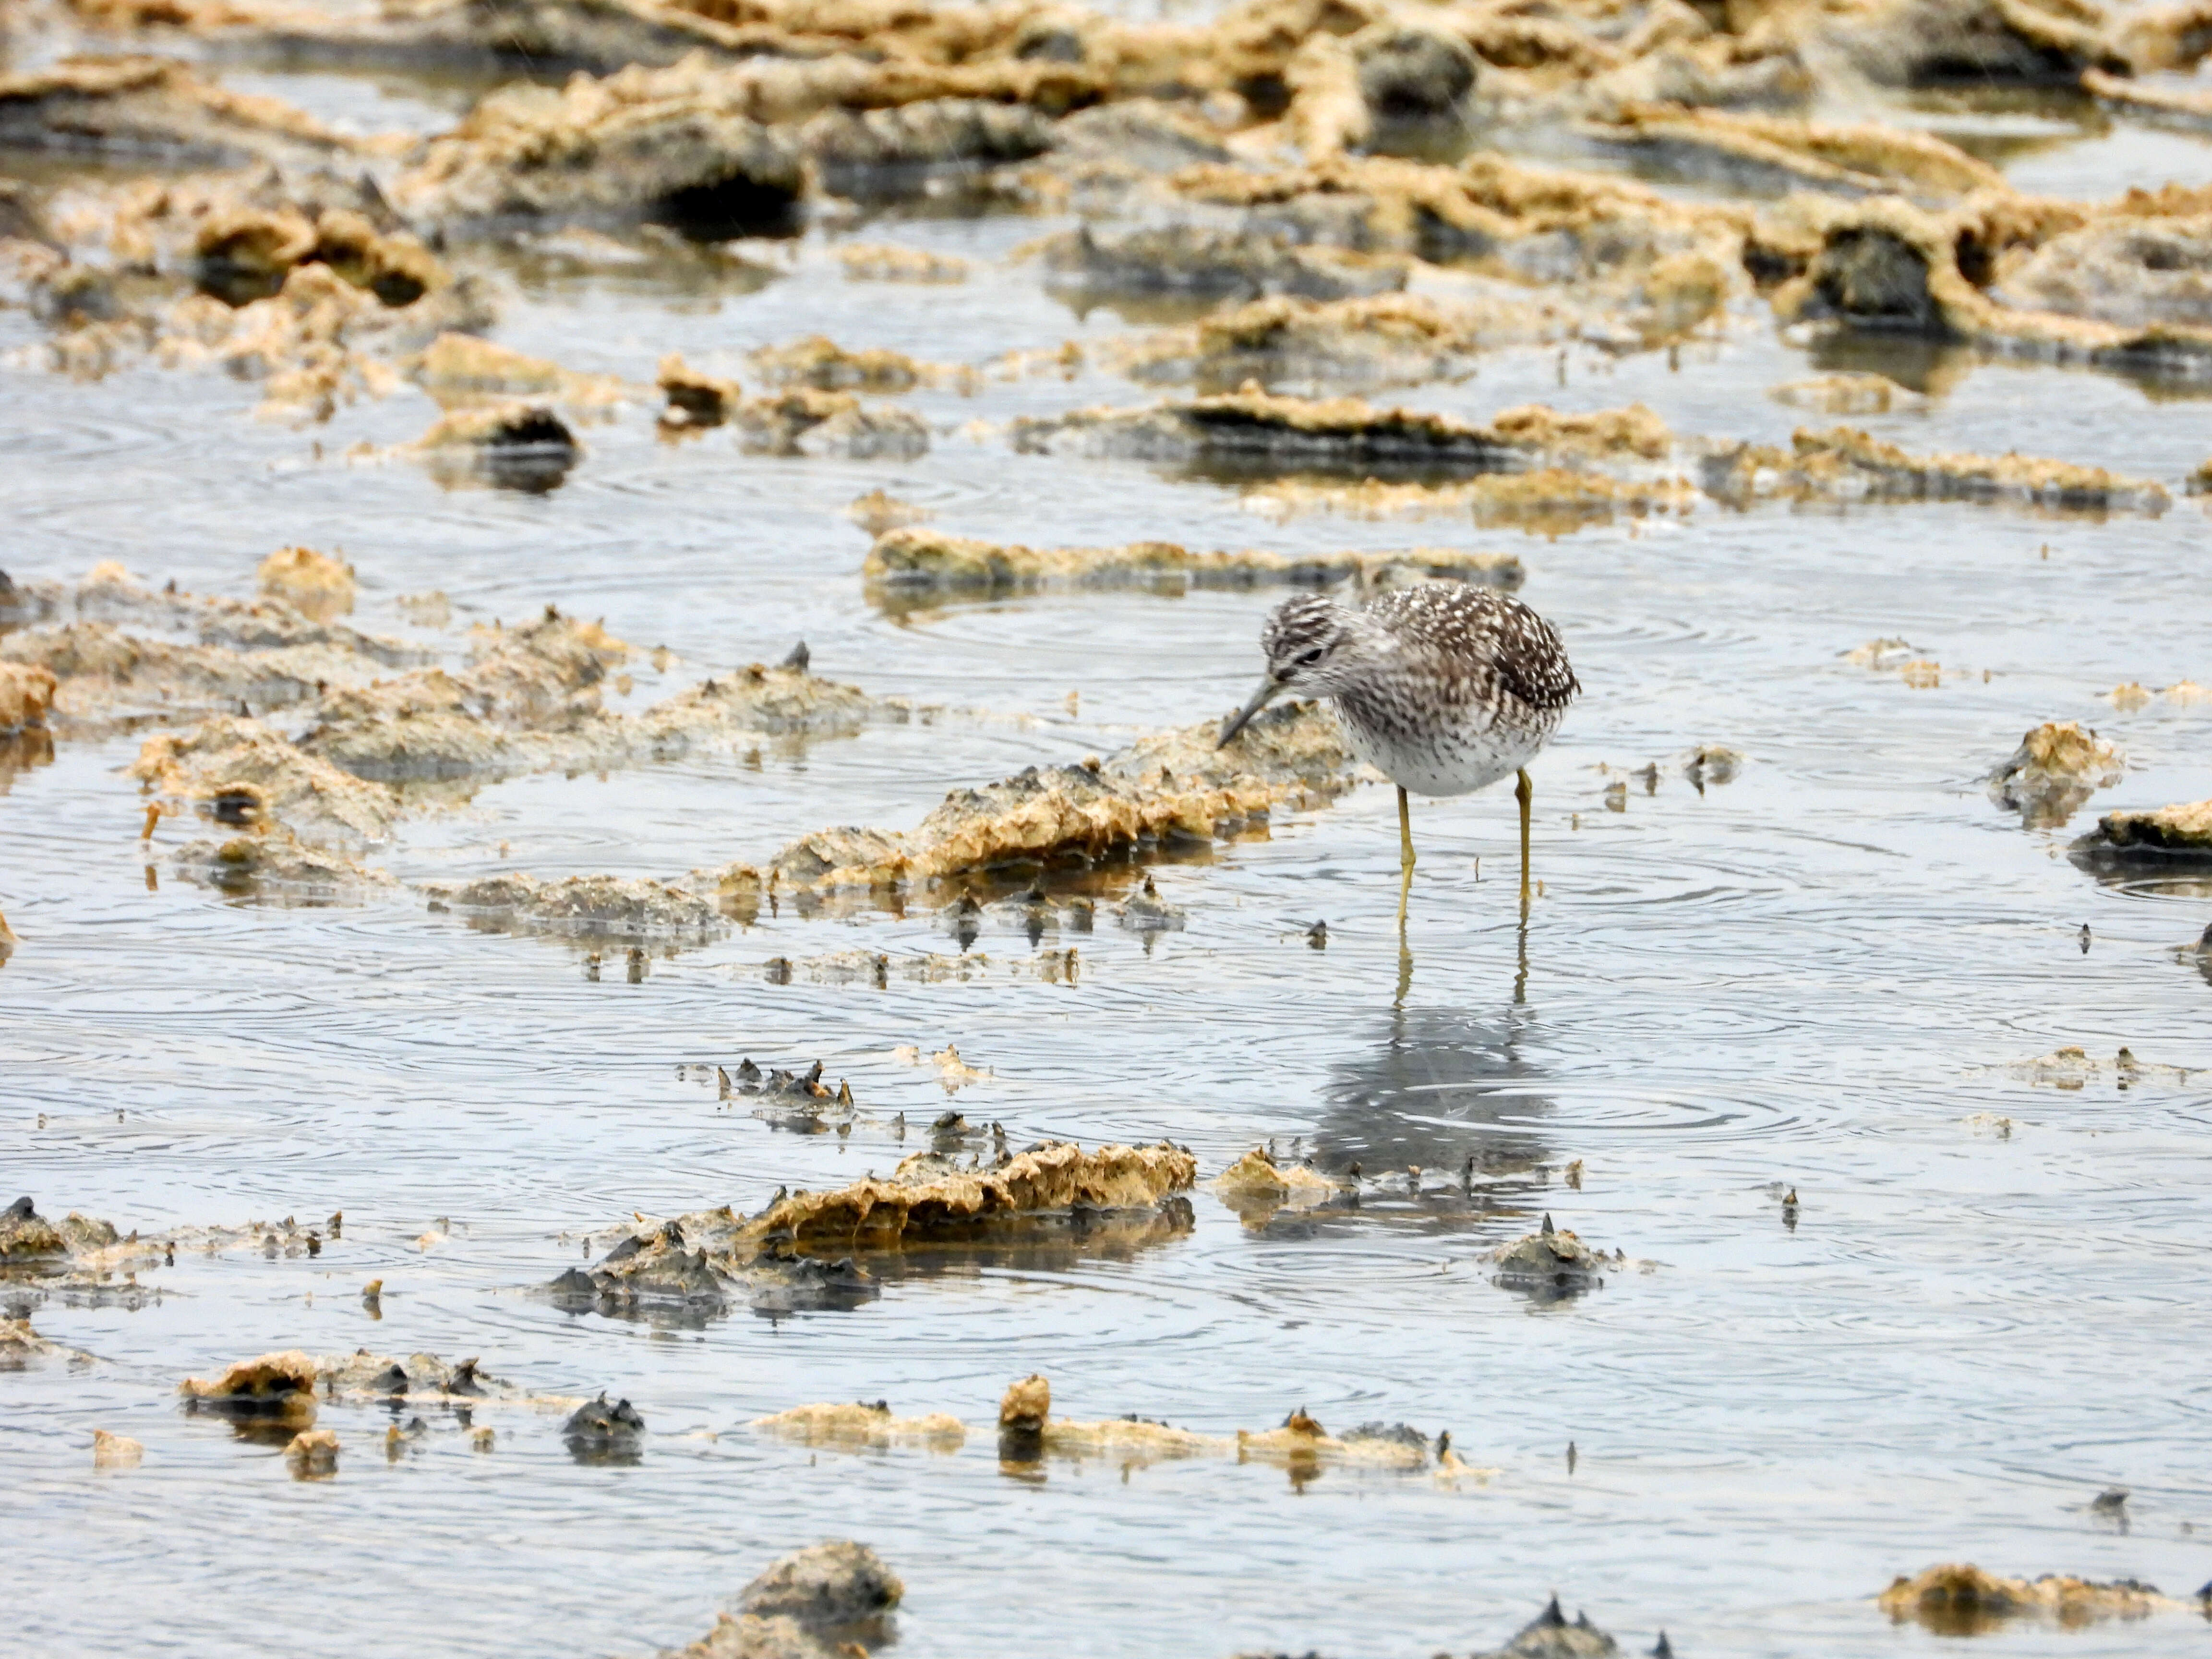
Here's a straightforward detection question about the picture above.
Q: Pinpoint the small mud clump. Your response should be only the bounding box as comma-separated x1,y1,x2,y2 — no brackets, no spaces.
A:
1469,1595,1621,1657
1878,1563,2176,1632
739,1539,903,1629
674,1541,904,1659
411,403,582,494
1487,1214,1619,1299
2070,798,2212,866
180,1349,320,1422
563,1392,646,1462
1987,721,2123,828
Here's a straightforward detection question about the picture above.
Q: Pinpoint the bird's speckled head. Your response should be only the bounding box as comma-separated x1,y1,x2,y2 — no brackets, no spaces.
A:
1257,593,1371,696
1219,594,1378,748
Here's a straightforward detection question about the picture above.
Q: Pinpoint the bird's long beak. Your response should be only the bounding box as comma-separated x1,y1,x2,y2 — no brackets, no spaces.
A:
1218,676,1282,748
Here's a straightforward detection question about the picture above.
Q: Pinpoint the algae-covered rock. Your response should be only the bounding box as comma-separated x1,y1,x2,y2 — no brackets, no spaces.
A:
753,335,937,393
2082,66,2212,134
556,1140,1193,1316
1470,1595,1621,1657
0,1195,70,1260
1772,193,2212,379
1987,721,2122,827
394,72,805,237
172,830,398,894
1121,290,1576,395
194,205,445,310
409,402,582,493
1488,1214,1613,1297
180,1348,319,1418
131,715,403,844
91,1428,143,1467
733,388,930,459
411,333,626,413
2070,798,2212,864
285,1427,340,1475
752,1140,1196,1252
1584,106,2002,202
563,1391,645,1458
1996,212,2212,329
1876,1563,2175,1632
659,353,743,429
255,546,354,623
800,96,1054,190
1167,152,1747,285
0,661,57,734
1768,372,1925,413
1211,1146,1343,1217
739,1540,903,1628
1235,1406,1438,1470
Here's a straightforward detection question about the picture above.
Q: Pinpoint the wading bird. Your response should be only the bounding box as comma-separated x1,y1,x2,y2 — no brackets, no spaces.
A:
1218,585,1578,921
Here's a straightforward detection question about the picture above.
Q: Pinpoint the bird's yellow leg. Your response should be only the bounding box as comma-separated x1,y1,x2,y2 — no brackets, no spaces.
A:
1515,768,1534,913
1396,785,1415,927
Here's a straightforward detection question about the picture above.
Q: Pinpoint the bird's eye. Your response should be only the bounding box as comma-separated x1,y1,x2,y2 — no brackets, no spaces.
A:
1295,647,1325,667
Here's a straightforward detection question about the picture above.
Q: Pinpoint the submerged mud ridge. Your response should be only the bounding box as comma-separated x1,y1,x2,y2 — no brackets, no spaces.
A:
863,526,1523,601
1012,388,1673,479
754,1373,1486,1481
1004,387,2177,517
1,1196,352,1301
552,1140,1197,1316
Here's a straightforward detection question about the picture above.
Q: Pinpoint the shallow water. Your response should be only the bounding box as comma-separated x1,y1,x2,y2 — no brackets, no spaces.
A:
7,50,2212,1659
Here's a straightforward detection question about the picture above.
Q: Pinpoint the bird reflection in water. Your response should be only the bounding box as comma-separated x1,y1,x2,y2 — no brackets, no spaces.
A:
1227,1002,1558,1245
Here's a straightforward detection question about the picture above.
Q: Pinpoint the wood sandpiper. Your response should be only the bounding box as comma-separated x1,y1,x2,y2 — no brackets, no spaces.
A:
1217,584,1578,920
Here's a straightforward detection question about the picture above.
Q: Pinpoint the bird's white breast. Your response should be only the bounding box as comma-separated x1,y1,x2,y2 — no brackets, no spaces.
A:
1338,701,1549,797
